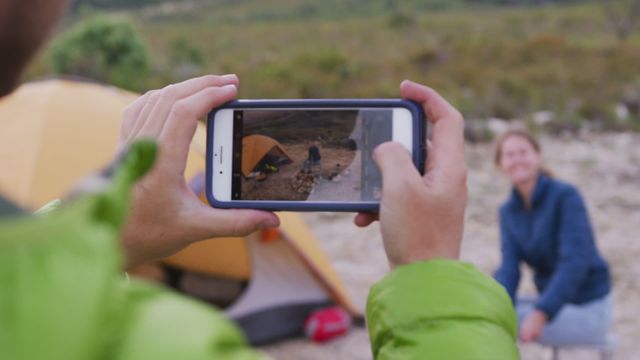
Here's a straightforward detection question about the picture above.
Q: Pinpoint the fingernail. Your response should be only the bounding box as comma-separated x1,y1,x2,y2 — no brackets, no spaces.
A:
221,84,237,92
222,74,238,81
262,216,279,228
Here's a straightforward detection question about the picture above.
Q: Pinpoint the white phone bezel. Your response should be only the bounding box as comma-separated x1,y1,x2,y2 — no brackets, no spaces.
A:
211,109,234,201
211,107,413,203
393,107,413,153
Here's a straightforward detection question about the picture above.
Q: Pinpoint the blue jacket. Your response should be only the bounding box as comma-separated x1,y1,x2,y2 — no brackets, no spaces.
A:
494,173,610,321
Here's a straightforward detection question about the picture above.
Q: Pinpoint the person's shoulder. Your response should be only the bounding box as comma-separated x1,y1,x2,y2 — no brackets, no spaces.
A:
547,176,581,197
545,177,585,207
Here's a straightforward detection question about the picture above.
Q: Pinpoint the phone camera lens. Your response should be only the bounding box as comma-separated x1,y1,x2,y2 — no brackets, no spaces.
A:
219,171,223,174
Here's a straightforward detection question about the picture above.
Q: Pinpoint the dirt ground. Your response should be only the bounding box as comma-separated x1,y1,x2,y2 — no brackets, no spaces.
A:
259,132,640,360
241,142,359,201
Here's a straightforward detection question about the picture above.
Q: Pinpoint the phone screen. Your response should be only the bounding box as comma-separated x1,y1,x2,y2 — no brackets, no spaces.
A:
231,109,394,202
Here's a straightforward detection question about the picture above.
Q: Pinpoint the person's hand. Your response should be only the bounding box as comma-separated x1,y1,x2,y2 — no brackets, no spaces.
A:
520,310,547,342
117,74,279,268
354,80,467,269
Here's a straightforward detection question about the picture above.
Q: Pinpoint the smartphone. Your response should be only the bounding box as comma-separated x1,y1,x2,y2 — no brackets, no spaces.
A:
206,99,425,212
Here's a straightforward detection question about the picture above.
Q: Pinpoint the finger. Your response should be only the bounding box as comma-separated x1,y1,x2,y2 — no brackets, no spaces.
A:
424,138,433,172
137,74,239,138
126,90,161,143
373,142,422,195
400,80,461,125
158,84,237,169
192,206,280,239
121,91,152,138
400,80,465,176
354,213,378,227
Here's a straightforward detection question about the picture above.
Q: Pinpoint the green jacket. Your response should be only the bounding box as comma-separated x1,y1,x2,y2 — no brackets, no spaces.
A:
367,261,519,359
0,141,518,360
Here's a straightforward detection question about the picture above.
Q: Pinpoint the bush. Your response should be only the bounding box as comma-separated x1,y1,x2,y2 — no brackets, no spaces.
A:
387,12,416,29
296,49,349,74
167,37,204,80
282,49,353,97
520,34,567,63
50,16,150,90
410,46,444,71
169,37,204,67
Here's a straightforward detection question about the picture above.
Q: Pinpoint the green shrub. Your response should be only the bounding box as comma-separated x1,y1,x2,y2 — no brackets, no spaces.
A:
50,16,150,90
295,49,349,74
169,37,204,67
410,46,443,71
387,12,416,29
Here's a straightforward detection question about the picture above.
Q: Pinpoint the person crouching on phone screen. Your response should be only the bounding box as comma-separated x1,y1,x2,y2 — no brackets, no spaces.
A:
493,129,612,345
304,140,322,172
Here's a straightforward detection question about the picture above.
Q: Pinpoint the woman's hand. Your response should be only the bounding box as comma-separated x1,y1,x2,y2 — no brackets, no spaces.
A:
118,74,279,268
520,310,548,342
354,80,467,268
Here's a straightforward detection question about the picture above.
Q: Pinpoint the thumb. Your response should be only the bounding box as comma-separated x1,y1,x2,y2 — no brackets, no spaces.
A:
193,206,280,239
373,142,422,192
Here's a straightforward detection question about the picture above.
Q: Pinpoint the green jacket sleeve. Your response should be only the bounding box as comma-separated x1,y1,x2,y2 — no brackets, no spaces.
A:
0,140,266,360
367,260,519,360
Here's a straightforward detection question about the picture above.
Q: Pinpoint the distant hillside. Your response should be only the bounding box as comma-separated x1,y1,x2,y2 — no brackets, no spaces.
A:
71,0,592,17
38,1,637,133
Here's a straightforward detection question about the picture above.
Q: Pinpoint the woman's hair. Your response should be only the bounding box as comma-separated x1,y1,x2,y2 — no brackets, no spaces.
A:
494,128,553,177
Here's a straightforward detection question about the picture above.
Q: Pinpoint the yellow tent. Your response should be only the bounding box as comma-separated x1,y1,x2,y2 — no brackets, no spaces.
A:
241,134,292,177
0,78,361,344
0,78,137,208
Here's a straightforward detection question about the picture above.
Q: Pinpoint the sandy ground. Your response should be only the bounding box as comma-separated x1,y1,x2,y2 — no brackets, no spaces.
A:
259,132,640,360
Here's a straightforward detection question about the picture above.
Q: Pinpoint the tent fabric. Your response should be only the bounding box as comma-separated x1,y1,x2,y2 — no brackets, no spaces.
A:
0,79,138,209
0,78,207,210
164,227,357,344
226,234,330,318
225,234,334,345
164,212,360,315
163,236,251,280
278,213,359,315
241,134,292,177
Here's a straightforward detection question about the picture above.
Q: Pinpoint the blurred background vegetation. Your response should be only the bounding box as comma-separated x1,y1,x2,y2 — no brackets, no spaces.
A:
24,0,640,135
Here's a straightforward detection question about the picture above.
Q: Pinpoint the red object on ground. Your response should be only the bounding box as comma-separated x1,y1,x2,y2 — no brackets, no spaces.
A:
304,307,352,343
259,228,280,243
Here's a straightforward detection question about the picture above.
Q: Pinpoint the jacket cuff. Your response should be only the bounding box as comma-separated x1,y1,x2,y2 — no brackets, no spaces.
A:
534,298,561,321
366,259,518,359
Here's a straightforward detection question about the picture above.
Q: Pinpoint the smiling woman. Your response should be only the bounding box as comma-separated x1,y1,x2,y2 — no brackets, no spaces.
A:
493,128,613,346
494,129,553,187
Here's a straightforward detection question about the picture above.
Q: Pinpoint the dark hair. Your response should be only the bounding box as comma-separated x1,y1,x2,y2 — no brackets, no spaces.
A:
494,129,553,177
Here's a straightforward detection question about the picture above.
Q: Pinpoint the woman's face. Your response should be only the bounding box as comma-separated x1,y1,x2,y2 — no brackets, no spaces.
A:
499,135,542,185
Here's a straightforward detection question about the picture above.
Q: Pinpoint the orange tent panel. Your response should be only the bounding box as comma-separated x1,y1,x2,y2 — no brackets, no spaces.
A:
241,134,292,177
162,237,252,280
